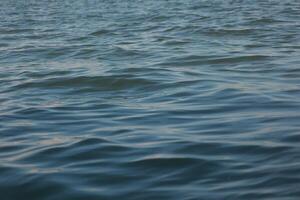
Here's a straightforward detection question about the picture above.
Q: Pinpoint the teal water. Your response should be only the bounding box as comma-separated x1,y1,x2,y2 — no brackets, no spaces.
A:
1,0,300,199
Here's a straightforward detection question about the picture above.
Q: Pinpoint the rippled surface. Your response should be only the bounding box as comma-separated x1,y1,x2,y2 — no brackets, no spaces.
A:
1,0,300,199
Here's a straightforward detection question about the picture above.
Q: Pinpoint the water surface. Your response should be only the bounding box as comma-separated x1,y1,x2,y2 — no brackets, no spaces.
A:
1,0,300,199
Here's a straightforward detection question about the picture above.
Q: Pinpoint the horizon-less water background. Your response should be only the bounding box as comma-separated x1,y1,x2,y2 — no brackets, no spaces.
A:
1,0,300,199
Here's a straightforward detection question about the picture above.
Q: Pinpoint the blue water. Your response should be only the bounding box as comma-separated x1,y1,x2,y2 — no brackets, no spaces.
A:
1,0,300,199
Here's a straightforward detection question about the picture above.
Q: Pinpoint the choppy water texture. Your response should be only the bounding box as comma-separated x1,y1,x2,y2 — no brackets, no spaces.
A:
1,0,300,199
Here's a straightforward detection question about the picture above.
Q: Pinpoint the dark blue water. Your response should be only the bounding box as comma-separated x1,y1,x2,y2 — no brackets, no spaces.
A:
1,0,300,199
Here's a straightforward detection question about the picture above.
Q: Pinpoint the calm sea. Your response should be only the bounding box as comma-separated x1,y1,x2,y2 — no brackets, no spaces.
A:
1,0,300,199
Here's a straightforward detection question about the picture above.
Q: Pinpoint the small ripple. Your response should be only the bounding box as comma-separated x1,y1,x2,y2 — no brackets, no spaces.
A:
89,29,114,36
0,28,35,34
10,75,159,92
202,28,258,36
160,54,271,67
